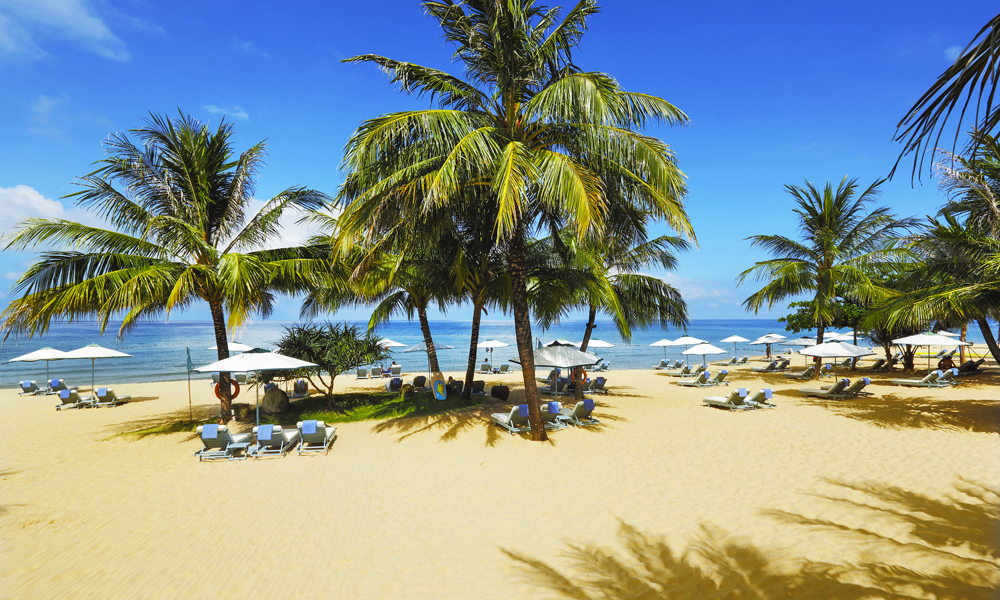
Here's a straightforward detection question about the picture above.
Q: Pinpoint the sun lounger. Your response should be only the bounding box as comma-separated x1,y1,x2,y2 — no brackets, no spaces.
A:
479,363,492,375
956,359,986,377
889,371,946,388
653,359,671,370
380,367,391,378
783,366,815,380
539,401,566,430
676,370,711,387
542,379,566,395
233,373,254,385
818,364,836,378
410,375,428,391
356,367,369,379
249,424,300,458
751,361,778,373
194,424,252,461
493,364,510,374
447,380,463,394
668,364,705,377
56,389,92,410
94,387,130,407
936,368,960,386
736,356,749,365
556,398,598,426
747,388,775,408
390,365,402,377
592,376,609,394
714,356,738,367
292,379,309,398
707,370,729,386
297,420,337,454
799,378,850,399
19,380,43,396
703,387,754,411
212,372,220,385
491,404,530,435
471,380,487,396
773,359,791,372
385,377,403,392
842,377,873,397
867,358,886,370
45,379,77,395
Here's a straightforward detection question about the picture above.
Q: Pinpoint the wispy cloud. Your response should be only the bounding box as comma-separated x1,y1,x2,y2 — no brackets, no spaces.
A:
28,93,71,138
202,104,249,121
0,184,99,238
0,0,131,62
944,45,962,62
228,37,270,58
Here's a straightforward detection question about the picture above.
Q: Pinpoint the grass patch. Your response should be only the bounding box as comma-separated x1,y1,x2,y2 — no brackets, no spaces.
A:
260,389,485,425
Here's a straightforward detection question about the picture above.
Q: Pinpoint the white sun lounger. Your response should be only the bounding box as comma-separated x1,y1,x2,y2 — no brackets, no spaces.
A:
19,380,43,396
540,401,566,430
297,420,337,454
249,424,300,458
798,378,850,399
94,387,131,407
703,387,754,411
56,389,93,410
491,404,530,435
676,369,712,387
194,425,252,461
889,371,946,388
559,399,600,426
747,388,775,408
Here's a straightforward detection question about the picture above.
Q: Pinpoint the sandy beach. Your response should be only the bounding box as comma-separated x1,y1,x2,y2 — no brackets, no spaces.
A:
2,354,998,599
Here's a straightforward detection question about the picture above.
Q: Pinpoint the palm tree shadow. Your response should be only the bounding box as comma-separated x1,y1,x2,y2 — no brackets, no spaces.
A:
369,403,506,447
505,479,999,600
802,394,1000,434
105,406,220,442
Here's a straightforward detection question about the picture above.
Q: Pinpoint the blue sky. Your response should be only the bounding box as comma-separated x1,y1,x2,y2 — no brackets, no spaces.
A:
0,0,994,327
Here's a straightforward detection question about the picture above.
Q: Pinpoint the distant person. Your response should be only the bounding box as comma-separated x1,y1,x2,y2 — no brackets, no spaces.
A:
937,355,955,371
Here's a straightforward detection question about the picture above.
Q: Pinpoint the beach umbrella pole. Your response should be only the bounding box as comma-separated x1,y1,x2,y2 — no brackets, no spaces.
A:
90,358,95,401
187,369,192,422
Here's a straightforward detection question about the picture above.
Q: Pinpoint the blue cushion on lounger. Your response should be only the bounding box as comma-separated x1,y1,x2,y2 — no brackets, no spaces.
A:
935,370,943,377
50,379,59,388
596,377,606,385
20,381,28,387
547,401,559,414
583,398,595,411
202,424,218,439
257,425,273,441
97,388,107,396
861,378,870,385
59,389,70,399
951,368,959,376
302,420,317,435
517,404,528,417
763,389,772,399
737,388,748,397
721,370,728,375
840,378,849,385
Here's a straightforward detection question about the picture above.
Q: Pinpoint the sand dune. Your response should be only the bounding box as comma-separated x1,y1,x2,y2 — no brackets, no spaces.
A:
2,358,998,599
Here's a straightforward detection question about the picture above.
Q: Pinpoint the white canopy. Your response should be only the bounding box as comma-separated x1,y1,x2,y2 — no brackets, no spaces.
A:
6,347,70,382
749,333,786,346
477,339,510,349
935,330,960,337
195,350,317,373
892,333,971,346
719,335,749,343
798,342,874,359
649,339,674,347
378,338,408,348
402,341,455,353
670,335,707,346
64,344,132,398
584,339,615,348
511,346,601,369
208,342,255,352
784,337,816,346
681,343,727,366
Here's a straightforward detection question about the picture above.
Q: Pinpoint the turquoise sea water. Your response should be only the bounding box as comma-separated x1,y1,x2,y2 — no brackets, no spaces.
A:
1,318,989,388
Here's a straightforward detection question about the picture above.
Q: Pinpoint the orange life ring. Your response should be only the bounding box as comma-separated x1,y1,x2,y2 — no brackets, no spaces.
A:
570,368,587,384
214,380,240,400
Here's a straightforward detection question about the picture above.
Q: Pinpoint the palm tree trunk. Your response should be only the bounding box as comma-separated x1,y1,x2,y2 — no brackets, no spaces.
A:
463,302,484,402
510,222,545,441
960,322,968,364
811,325,825,379
417,305,440,373
850,328,858,371
976,317,1000,364
208,300,233,420
575,305,598,403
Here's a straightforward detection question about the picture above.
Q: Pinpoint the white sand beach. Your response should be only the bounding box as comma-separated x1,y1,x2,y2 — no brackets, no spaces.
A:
2,355,998,599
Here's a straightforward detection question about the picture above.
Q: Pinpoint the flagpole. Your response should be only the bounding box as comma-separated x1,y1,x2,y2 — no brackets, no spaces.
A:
185,347,193,422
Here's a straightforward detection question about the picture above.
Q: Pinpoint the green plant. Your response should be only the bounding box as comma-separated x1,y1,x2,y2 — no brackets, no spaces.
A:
274,323,389,398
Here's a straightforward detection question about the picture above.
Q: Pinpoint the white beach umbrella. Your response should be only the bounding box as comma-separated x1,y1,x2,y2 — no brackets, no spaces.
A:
670,335,707,347
784,337,817,365
681,343,727,367
798,342,874,379
719,335,749,358
749,334,785,358
584,339,615,348
892,332,971,370
208,342,255,352
403,341,455,377
512,345,601,387
378,338,408,348
6,347,69,383
477,339,510,368
649,338,674,358
935,330,960,337
64,344,132,400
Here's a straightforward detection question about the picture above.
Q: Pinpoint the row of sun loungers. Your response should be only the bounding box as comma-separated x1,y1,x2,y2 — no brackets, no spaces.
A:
194,420,337,461
358,365,402,379
56,387,131,410
675,369,728,387
798,377,873,399
889,369,960,388
20,379,78,396
491,399,599,434
703,388,775,411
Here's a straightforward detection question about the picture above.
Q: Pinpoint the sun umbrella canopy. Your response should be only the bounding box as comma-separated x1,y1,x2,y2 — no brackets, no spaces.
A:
935,330,960,337
784,337,816,346
584,339,615,348
195,351,317,373
749,334,785,345
402,341,455,353
7,347,69,362
649,339,674,347
208,342,255,352
670,336,707,346
511,346,601,369
719,335,749,344
477,340,510,349
64,344,131,360
681,344,727,356
892,333,971,346
378,338,408,348
798,342,874,359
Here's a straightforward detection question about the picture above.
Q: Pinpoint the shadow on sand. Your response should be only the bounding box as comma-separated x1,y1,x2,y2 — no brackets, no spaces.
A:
803,394,1000,434
505,479,999,600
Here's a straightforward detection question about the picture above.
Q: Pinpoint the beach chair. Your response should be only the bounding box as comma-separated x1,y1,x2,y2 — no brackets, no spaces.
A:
390,365,402,377
45,379,77,395
478,363,492,375
380,366,391,378
703,387,754,411
591,377,609,394
193,425,252,461
356,367,369,379
714,356,738,367
653,359,671,370
773,359,791,372
782,366,815,380
798,378,850,399
668,364,704,378
249,424,300,458
956,359,986,377
297,420,337,455
94,387,130,407
385,377,403,392
471,380,487,396
538,369,559,383
751,361,778,373
493,364,510,374
736,356,749,365
411,375,428,391
867,358,886,371
56,389,92,410
747,388,776,409
889,371,945,388
539,401,566,430
818,364,836,378
676,370,712,387
936,368,960,386
542,379,565,395
840,377,873,397
447,380,463,394
559,398,600,426
292,380,309,398
19,380,42,396
491,404,530,435
234,373,254,385
707,370,729,386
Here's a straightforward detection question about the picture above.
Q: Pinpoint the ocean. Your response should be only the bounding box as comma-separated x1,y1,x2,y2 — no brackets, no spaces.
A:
1,318,990,388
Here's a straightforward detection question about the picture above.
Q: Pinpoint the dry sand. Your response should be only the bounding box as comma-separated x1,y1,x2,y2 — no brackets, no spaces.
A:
2,354,998,599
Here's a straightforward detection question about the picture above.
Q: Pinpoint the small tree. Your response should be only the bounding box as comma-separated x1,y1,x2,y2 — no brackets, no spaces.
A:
275,323,388,398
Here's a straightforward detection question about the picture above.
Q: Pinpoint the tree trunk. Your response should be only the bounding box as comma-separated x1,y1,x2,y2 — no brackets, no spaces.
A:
850,328,858,371
208,300,232,420
960,322,968,364
462,302,484,403
976,317,1000,365
811,325,825,379
575,305,598,404
903,344,916,371
417,304,440,373
510,222,545,441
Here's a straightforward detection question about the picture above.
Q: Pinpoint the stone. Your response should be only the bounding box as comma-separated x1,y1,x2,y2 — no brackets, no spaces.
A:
260,388,290,415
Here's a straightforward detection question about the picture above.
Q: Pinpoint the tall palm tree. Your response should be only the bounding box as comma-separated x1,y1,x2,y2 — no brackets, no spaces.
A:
739,178,915,378
336,1,692,440
893,12,1000,180
1,112,330,416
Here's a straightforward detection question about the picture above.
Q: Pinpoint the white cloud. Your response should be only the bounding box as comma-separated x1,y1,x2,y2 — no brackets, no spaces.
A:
228,37,270,58
0,0,130,62
5,272,21,280
203,104,249,121
0,184,96,237
28,93,70,138
944,45,962,62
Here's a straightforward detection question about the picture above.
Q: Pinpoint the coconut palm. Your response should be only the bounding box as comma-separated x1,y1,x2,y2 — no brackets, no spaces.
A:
1,112,330,416
739,177,916,378
336,0,692,439
893,12,1000,179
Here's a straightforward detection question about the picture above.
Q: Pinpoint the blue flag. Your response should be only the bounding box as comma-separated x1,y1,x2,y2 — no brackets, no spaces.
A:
186,347,194,372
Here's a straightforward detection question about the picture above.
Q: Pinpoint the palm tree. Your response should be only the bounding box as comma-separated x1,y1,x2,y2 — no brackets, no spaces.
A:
1,112,330,416
738,178,915,378
336,1,692,439
893,12,1000,180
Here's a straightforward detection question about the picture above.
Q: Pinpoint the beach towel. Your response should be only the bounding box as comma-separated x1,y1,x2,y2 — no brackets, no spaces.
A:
547,401,559,414
257,425,273,441
202,424,218,439
517,404,529,417
583,398,595,411
59,389,70,400
50,379,60,388
762,389,771,399
97,388,107,396
737,388,748,398
301,420,317,435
